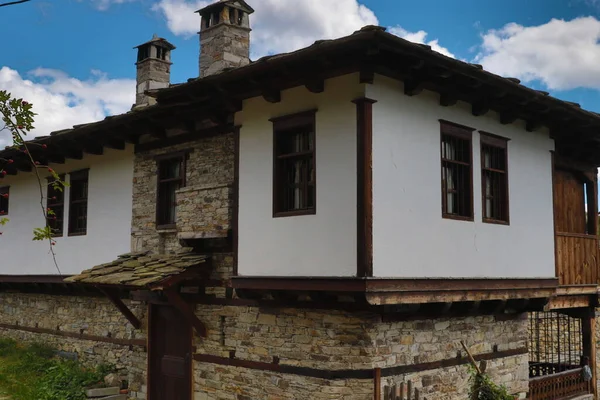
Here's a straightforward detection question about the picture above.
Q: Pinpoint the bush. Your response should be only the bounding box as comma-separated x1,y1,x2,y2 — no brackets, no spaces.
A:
468,366,515,400
0,340,115,400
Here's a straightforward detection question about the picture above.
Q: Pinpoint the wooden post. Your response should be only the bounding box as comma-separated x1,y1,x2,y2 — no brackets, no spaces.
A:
582,310,597,398
374,367,381,400
353,97,377,278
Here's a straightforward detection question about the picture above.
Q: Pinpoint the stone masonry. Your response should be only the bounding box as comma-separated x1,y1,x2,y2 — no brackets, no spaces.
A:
0,293,147,399
131,133,234,254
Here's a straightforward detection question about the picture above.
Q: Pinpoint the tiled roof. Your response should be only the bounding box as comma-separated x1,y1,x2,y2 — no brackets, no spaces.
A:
64,250,207,287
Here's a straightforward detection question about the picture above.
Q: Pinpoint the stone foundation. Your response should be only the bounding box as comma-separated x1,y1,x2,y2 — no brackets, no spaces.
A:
0,293,147,398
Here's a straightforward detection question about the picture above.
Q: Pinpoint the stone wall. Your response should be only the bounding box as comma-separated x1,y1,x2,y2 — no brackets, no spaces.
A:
176,183,233,240
0,293,147,398
131,133,235,254
192,294,529,399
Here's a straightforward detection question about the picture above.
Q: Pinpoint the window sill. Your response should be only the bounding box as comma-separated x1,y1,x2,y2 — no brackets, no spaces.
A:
156,224,177,233
483,218,509,226
68,232,87,237
442,214,473,222
273,209,316,218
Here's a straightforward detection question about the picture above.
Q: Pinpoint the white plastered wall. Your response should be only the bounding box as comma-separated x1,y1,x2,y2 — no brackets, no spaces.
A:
237,74,364,276
0,146,134,275
367,75,555,278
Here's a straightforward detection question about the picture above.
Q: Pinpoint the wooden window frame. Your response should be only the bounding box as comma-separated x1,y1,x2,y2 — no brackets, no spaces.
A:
155,151,188,230
480,132,510,225
271,109,317,218
47,174,66,237
68,169,89,237
0,186,9,216
440,120,475,221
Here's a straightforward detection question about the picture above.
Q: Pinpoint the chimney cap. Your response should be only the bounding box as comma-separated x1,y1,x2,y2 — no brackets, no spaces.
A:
196,0,254,16
133,35,176,50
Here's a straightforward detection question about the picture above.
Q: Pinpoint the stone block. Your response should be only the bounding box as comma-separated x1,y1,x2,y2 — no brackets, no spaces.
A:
85,386,120,397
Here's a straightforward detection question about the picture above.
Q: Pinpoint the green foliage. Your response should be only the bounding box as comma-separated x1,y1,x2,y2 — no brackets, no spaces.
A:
468,366,515,400
0,340,115,400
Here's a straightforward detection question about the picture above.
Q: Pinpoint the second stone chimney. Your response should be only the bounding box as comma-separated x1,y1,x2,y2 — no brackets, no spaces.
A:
134,34,176,107
197,0,254,78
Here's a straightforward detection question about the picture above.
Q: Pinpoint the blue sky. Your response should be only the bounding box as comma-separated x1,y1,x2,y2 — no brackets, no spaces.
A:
2,0,600,141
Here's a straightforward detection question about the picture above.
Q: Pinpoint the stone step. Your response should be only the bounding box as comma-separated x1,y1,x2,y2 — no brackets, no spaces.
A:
85,386,120,398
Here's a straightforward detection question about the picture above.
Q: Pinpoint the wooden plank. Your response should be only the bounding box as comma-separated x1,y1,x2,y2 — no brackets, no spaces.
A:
374,368,381,400
232,126,240,277
366,288,556,305
0,322,146,347
545,295,593,310
193,347,526,380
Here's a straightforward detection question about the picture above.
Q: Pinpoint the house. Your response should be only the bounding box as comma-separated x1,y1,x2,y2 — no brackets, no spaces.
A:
0,0,599,399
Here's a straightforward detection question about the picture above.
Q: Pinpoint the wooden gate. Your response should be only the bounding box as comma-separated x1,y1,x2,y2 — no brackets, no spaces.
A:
148,304,192,400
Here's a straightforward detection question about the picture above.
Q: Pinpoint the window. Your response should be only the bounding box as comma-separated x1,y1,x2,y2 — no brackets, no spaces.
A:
440,120,474,220
0,186,8,215
68,170,89,236
480,133,509,224
47,175,65,236
272,110,316,217
156,154,186,228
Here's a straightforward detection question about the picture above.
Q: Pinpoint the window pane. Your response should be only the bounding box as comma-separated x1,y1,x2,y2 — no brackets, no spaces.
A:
481,143,508,222
274,117,316,215
68,171,88,235
159,159,182,180
441,132,472,218
0,186,8,215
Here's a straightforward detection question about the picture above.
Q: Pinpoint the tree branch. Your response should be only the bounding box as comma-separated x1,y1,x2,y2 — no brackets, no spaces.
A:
0,0,31,8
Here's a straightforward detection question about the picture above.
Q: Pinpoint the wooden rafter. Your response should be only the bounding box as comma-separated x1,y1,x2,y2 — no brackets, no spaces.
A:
164,289,207,337
98,288,142,329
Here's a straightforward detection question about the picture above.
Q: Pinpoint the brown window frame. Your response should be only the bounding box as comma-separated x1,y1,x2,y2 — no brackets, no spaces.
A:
0,186,9,216
155,151,187,230
47,174,65,237
271,109,317,218
68,169,89,237
480,132,510,225
440,120,475,221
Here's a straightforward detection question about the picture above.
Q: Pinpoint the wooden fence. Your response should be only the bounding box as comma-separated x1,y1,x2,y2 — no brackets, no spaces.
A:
528,367,591,400
383,381,427,400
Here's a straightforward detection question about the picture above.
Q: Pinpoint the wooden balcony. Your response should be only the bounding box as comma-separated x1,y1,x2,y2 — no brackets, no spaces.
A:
529,367,591,400
555,233,599,286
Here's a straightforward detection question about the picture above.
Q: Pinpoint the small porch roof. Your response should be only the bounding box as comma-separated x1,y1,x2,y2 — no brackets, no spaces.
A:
64,250,208,289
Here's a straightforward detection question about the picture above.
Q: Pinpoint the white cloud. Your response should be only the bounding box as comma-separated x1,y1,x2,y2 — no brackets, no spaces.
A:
152,0,454,61
152,0,376,57
0,67,135,147
388,26,455,58
86,0,138,11
475,17,600,90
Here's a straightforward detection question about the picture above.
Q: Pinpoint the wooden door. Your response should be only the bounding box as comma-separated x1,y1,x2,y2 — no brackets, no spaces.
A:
149,304,192,400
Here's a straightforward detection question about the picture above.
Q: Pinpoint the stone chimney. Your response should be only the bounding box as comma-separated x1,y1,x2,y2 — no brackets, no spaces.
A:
196,0,254,78
133,34,176,107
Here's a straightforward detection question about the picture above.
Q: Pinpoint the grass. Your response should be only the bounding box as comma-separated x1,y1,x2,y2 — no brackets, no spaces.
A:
0,339,114,400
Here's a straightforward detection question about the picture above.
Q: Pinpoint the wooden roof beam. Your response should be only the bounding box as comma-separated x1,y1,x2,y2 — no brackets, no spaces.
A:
304,78,325,94
500,112,519,125
82,142,104,156
164,289,207,337
526,120,542,132
472,100,490,117
98,287,141,329
439,93,458,107
404,78,424,96
262,88,281,104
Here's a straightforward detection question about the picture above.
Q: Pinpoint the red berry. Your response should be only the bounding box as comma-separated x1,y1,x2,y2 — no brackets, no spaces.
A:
7,159,13,164
1,171,6,176
34,161,40,165
22,101,28,105
42,144,47,149
17,125,23,130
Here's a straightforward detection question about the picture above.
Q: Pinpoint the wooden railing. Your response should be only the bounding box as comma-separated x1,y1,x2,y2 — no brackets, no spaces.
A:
555,233,599,285
383,381,427,400
529,367,591,400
